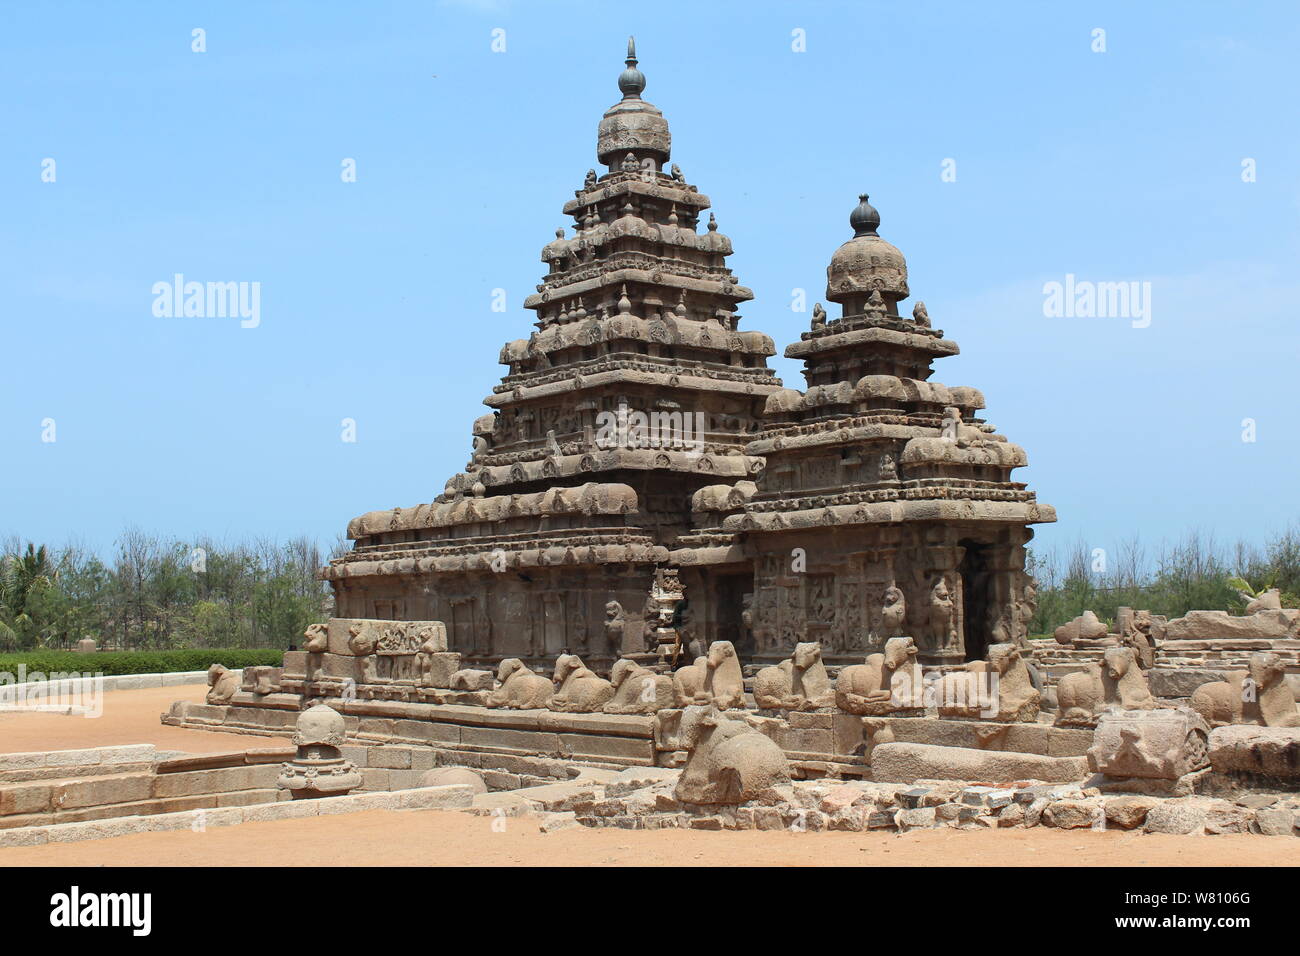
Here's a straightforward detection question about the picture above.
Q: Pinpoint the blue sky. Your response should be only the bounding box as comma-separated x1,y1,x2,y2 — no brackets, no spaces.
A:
2,0,1297,568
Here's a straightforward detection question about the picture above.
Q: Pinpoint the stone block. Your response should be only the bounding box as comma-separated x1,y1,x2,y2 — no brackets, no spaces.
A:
242,800,320,823
397,784,475,810
420,652,461,689
0,826,48,847
1149,667,1232,698
460,726,561,755
1208,725,1300,778
1043,799,1101,829
392,719,461,745
1088,708,1210,780
558,733,655,763
52,773,153,810
151,764,280,799
1104,795,1160,830
870,742,1088,785
0,783,52,816
369,746,413,769
1144,800,1207,835
1253,807,1296,836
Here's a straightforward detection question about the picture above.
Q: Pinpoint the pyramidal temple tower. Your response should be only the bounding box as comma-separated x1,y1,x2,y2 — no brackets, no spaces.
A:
325,40,1055,668
326,40,784,663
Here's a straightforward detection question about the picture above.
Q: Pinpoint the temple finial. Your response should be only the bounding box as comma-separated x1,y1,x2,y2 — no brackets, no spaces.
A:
618,36,646,98
850,193,880,237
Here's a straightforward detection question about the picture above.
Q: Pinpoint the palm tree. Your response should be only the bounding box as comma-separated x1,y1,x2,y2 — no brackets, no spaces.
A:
0,544,55,649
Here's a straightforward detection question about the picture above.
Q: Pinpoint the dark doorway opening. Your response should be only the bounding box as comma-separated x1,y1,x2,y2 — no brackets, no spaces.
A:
713,573,752,662
957,540,992,662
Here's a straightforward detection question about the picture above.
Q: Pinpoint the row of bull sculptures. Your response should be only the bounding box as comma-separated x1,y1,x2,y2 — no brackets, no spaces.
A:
477,635,1298,729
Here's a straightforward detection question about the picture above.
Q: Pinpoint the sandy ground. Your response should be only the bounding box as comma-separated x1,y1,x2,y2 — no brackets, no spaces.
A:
0,684,289,754
0,684,1293,866
1,806,1294,867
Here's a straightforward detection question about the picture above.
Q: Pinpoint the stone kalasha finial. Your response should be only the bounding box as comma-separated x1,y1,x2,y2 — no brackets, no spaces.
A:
278,704,362,799
850,193,880,237
618,35,645,98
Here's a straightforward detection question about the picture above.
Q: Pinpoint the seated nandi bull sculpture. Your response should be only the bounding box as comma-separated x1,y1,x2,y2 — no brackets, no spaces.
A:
1055,645,1155,726
673,703,790,805
936,643,1040,722
486,658,553,709
206,663,241,704
672,641,745,709
835,637,920,715
603,658,673,714
1190,651,1299,727
548,654,615,712
753,642,833,711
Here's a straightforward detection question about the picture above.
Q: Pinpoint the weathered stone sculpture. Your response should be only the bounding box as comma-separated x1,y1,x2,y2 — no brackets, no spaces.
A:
603,658,673,714
671,656,707,706
277,704,362,798
753,642,833,711
303,622,328,654
1087,707,1210,781
548,653,615,712
673,703,790,804
880,585,906,638
603,601,626,657
206,663,240,704
835,636,920,715
1054,610,1108,645
486,658,553,709
1251,652,1300,727
1190,651,1299,728
674,641,744,709
1054,646,1155,726
937,643,1039,722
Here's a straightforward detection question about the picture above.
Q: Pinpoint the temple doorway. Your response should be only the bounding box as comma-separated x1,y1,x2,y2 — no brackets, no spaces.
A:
957,541,992,662
712,573,751,661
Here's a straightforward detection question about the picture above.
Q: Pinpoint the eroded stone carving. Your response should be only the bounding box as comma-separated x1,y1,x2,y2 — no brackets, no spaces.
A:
1190,651,1299,728
673,703,790,804
1054,610,1108,645
937,643,1039,722
753,642,833,711
548,654,615,712
835,636,919,715
1055,646,1155,726
487,658,553,709
1087,707,1210,780
206,663,240,704
603,658,673,714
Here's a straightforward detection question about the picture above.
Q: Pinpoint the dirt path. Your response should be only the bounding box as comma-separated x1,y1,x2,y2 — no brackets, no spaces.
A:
0,807,1292,867
0,683,289,754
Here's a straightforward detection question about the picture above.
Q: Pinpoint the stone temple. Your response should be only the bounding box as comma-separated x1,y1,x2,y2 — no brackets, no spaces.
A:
323,39,1055,670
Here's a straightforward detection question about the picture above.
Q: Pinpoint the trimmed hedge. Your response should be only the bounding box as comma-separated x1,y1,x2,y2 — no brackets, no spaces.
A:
0,648,283,678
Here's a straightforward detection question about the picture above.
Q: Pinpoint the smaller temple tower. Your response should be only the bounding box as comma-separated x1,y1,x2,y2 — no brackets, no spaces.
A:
730,194,1055,666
